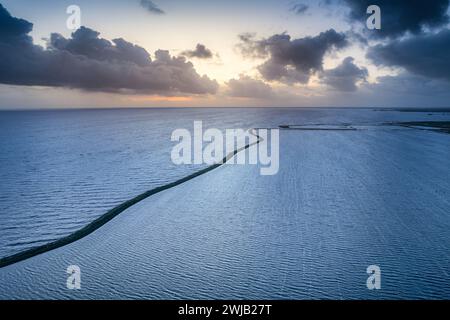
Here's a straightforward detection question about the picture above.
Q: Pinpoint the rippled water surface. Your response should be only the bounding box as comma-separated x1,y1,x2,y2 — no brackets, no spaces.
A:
0,108,449,299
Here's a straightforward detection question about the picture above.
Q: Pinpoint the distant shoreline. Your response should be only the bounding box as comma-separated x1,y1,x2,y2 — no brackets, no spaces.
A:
2,106,450,112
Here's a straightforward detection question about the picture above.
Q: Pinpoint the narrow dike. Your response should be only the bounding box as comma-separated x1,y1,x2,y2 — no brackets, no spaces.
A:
0,129,263,269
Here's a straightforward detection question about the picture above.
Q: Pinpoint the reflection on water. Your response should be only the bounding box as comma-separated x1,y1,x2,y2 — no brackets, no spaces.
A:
0,108,449,261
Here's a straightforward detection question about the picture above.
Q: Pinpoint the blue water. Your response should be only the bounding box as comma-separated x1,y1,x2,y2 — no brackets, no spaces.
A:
0,107,406,259
0,108,449,299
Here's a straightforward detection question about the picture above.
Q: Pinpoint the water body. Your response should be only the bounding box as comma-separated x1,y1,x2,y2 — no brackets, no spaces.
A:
0,108,449,299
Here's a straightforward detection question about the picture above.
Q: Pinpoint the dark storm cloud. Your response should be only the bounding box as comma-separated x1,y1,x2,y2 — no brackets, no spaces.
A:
367,29,450,82
227,76,274,99
343,0,450,38
140,0,165,15
49,28,152,67
0,5,218,95
290,3,309,15
0,3,32,41
181,44,213,59
320,57,368,91
238,29,348,84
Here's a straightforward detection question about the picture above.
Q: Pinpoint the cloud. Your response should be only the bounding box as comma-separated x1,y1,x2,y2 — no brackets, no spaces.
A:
226,75,274,99
290,3,309,15
343,0,450,38
140,0,165,15
346,72,450,108
236,33,264,58
181,43,213,59
367,29,450,82
237,29,348,84
0,4,218,95
369,73,450,96
0,3,32,41
320,57,368,91
49,28,151,67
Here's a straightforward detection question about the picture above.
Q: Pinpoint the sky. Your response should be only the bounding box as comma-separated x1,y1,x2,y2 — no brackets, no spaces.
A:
0,0,450,109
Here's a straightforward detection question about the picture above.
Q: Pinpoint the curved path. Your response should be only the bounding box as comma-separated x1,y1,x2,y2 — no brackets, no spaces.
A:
0,129,263,268
0,128,449,299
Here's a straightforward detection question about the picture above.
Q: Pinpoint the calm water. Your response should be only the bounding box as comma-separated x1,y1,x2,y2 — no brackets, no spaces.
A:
0,108,449,299
0,108,450,299
0,107,449,259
